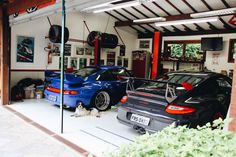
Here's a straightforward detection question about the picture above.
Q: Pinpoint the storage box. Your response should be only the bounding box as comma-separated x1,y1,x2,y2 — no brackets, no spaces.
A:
35,91,43,99
24,87,35,99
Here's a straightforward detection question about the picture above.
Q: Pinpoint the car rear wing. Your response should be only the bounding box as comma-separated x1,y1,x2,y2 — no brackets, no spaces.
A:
125,77,185,103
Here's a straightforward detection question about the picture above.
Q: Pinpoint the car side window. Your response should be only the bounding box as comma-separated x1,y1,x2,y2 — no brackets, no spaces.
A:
98,70,116,81
111,68,130,80
216,78,231,88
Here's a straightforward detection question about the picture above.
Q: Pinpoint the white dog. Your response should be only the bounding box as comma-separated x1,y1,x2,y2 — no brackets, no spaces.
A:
71,105,100,117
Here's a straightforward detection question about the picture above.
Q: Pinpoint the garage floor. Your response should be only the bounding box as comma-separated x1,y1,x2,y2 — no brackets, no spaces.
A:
7,99,139,157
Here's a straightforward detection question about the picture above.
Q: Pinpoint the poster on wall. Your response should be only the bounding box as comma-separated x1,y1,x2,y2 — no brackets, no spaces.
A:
107,52,116,66
59,57,68,69
70,57,78,69
85,47,93,56
212,53,219,65
123,58,129,67
117,56,122,66
52,44,71,56
76,46,84,55
79,58,87,69
16,36,35,63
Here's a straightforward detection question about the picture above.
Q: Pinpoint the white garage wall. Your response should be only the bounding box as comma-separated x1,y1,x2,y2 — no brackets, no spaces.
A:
10,12,137,86
162,33,236,73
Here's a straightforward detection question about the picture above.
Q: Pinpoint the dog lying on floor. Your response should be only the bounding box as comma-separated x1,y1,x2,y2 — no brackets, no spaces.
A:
71,105,101,118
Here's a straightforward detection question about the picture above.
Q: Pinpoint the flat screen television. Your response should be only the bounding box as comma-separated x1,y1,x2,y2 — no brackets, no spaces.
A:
201,37,223,51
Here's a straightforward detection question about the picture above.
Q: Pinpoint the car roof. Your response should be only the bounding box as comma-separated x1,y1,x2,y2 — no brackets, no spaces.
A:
86,65,124,70
167,71,224,78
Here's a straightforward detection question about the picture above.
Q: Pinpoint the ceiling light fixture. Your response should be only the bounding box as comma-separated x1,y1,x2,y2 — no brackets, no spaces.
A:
81,0,122,12
133,17,166,23
93,1,140,13
155,17,218,27
191,7,236,18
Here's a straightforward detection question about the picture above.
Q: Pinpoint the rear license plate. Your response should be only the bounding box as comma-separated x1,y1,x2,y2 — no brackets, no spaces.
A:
130,114,150,126
48,95,57,102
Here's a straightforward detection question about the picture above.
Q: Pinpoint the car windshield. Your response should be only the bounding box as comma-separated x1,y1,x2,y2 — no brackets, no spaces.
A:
74,67,99,78
168,74,203,85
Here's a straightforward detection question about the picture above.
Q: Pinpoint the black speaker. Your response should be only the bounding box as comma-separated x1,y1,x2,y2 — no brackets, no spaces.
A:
48,25,69,43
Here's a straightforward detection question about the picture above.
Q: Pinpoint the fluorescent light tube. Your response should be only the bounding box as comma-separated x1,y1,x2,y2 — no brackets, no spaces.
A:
82,0,123,12
155,17,218,27
133,17,166,23
191,7,236,18
93,1,140,13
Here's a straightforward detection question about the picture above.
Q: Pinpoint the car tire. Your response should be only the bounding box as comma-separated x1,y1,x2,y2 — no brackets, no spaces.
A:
92,91,111,111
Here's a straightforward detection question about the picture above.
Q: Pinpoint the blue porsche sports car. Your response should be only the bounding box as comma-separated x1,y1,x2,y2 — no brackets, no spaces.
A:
44,66,131,111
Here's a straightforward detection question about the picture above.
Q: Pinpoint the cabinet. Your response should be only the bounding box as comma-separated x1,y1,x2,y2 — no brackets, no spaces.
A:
132,50,151,78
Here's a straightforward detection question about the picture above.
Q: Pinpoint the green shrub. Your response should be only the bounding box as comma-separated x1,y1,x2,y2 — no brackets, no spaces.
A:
105,119,236,157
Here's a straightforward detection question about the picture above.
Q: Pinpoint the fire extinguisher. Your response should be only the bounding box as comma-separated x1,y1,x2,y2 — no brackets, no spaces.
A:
48,51,52,64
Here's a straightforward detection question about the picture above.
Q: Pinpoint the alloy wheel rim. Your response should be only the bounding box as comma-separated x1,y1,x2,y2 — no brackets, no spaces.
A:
95,91,110,110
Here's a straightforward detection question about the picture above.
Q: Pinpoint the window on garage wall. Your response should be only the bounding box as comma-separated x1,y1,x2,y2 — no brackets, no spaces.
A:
163,40,205,63
228,39,236,63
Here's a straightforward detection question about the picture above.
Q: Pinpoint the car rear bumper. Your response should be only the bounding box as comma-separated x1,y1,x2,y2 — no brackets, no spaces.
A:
44,90,82,108
117,106,178,133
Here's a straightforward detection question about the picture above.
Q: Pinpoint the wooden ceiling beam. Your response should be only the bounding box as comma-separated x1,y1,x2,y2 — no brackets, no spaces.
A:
151,1,181,32
105,11,142,34
139,4,170,32
165,0,193,32
115,14,192,27
182,0,205,31
163,28,236,36
200,0,231,30
221,0,231,8
113,10,153,33
7,0,55,15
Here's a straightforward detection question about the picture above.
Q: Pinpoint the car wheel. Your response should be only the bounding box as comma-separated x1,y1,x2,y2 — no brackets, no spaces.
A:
93,91,111,111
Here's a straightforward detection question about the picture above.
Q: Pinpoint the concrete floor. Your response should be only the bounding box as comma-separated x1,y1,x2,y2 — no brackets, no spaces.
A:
3,99,139,157
0,105,83,157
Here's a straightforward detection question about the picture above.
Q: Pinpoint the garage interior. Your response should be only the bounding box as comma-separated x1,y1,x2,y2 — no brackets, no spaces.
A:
1,0,236,156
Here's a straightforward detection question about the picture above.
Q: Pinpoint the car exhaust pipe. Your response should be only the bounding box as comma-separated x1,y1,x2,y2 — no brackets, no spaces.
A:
133,125,146,134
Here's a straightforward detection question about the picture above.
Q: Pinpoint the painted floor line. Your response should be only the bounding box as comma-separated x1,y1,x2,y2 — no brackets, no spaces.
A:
80,129,119,148
96,126,134,142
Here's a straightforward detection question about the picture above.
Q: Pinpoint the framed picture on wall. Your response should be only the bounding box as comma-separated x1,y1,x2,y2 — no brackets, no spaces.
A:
117,56,122,66
64,44,72,56
139,40,150,49
76,46,84,55
107,52,116,66
100,59,105,65
89,59,94,65
16,36,35,63
123,58,129,68
59,57,68,69
79,58,87,69
85,47,93,56
70,57,78,69
52,44,71,56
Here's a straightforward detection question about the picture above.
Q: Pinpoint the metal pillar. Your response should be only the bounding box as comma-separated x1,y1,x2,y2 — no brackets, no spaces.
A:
59,0,66,134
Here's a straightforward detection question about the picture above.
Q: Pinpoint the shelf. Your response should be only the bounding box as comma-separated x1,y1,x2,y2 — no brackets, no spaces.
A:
161,59,204,64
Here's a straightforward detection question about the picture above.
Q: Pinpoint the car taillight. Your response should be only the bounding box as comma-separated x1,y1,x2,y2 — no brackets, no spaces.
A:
165,104,196,115
46,86,78,95
64,90,78,95
120,95,128,103
46,86,60,93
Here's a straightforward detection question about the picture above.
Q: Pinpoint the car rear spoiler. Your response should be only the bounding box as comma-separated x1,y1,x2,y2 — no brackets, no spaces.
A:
125,77,184,103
